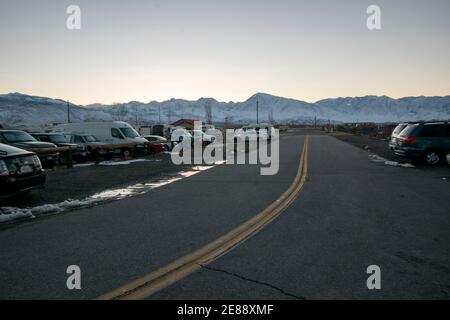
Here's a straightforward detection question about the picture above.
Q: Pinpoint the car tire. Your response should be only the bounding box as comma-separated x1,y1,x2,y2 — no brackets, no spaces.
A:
122,148,131,157
423,149,441,165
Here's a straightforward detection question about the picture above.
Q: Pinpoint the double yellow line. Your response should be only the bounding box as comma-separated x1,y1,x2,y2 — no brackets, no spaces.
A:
98,136,309,300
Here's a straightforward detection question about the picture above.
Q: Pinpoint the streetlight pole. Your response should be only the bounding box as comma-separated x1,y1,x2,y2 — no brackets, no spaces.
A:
256,97,259,124
67,101,71,123
158,105,161,123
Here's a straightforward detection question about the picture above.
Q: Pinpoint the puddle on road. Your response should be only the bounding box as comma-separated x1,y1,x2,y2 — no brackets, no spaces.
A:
0,163,224,224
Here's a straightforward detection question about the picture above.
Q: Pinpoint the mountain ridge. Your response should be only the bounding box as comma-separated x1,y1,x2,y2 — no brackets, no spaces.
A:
1,92,449,128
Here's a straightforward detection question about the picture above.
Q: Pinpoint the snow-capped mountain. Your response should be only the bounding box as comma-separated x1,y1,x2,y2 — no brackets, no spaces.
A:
0,92,449,129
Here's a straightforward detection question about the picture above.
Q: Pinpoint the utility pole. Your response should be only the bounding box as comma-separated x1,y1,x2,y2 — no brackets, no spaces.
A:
67,101,71,123
158,105,161,123
256,97,259,124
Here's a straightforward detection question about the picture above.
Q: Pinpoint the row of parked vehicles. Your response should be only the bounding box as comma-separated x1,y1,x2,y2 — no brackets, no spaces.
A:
389,121,450,165
1,121,277,200
0,121,172,200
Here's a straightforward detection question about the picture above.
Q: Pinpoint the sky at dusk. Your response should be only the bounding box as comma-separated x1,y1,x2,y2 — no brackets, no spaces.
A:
1,0,449,105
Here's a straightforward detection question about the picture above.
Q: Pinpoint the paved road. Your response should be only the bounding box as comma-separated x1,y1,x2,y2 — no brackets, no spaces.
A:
151,134,450,300
0,134,305,299
1,132,449,299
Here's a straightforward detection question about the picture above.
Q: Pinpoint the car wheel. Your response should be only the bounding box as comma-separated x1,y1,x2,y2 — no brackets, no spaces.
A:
122,148,131,157
423,150,441,165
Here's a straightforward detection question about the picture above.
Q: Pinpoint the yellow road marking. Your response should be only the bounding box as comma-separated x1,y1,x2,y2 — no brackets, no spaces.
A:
97,135,309,300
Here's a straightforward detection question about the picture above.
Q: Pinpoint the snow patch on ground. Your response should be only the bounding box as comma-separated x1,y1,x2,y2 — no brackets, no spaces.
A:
369,154,415,168
74,158,161,168
0,164,220,224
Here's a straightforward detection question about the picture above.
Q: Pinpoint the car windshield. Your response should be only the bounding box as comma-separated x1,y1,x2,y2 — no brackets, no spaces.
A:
49,135,66,143
2,131,36,143
120,127,139,138
85,135,99,142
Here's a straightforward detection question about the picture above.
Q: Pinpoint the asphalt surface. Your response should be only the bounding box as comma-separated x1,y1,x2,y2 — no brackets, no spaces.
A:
151,134,450,299
0,134,304,299
0,131,449,299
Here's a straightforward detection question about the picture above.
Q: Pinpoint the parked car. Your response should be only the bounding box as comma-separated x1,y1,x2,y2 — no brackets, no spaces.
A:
53,121,148,156
149,142,165,154
0,143,45,199
143,135,172,151
31,133,87,163
0,130,59,168
393,122,450,165
447,153,450,165
62,132,114,159
53,121,148,145
389,123,409,150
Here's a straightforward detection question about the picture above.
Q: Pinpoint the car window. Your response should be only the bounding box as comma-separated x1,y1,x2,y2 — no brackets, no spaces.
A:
2,131,36,143
393,124,407,135
111,128,124,139
419,125,445,138
85,135,98,142
40,136,51,142
399,124,418,137
49,135,66,143
73,136,85,144
444,124,450,137
120,127,139,138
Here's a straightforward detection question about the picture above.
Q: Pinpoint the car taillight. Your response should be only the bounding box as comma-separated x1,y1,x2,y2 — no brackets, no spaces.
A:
0,160,9,176
401,136,416,143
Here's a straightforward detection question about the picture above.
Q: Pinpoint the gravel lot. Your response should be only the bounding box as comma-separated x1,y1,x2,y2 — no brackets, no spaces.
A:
0,153,194,209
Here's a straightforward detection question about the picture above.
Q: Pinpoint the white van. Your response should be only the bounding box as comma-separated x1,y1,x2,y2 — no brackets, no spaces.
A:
52,121,147,145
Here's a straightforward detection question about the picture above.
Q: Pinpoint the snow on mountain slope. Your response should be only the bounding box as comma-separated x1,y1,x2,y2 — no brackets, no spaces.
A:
0,92,449,128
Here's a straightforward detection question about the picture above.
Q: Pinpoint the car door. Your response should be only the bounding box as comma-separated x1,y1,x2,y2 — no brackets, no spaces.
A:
443,124,450,152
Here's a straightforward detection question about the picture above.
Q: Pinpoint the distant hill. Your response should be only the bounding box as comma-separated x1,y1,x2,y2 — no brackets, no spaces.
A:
0,92,449,129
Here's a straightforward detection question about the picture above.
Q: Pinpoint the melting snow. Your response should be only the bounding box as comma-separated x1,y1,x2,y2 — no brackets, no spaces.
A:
369,154,415,168
0,163,222,224
74,158,161,168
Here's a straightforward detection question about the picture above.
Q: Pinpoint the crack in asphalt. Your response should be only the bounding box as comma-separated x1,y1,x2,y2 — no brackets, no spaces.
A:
200,265,306,300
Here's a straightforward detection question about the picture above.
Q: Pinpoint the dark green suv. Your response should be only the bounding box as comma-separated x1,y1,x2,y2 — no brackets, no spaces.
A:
393,122,450,165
